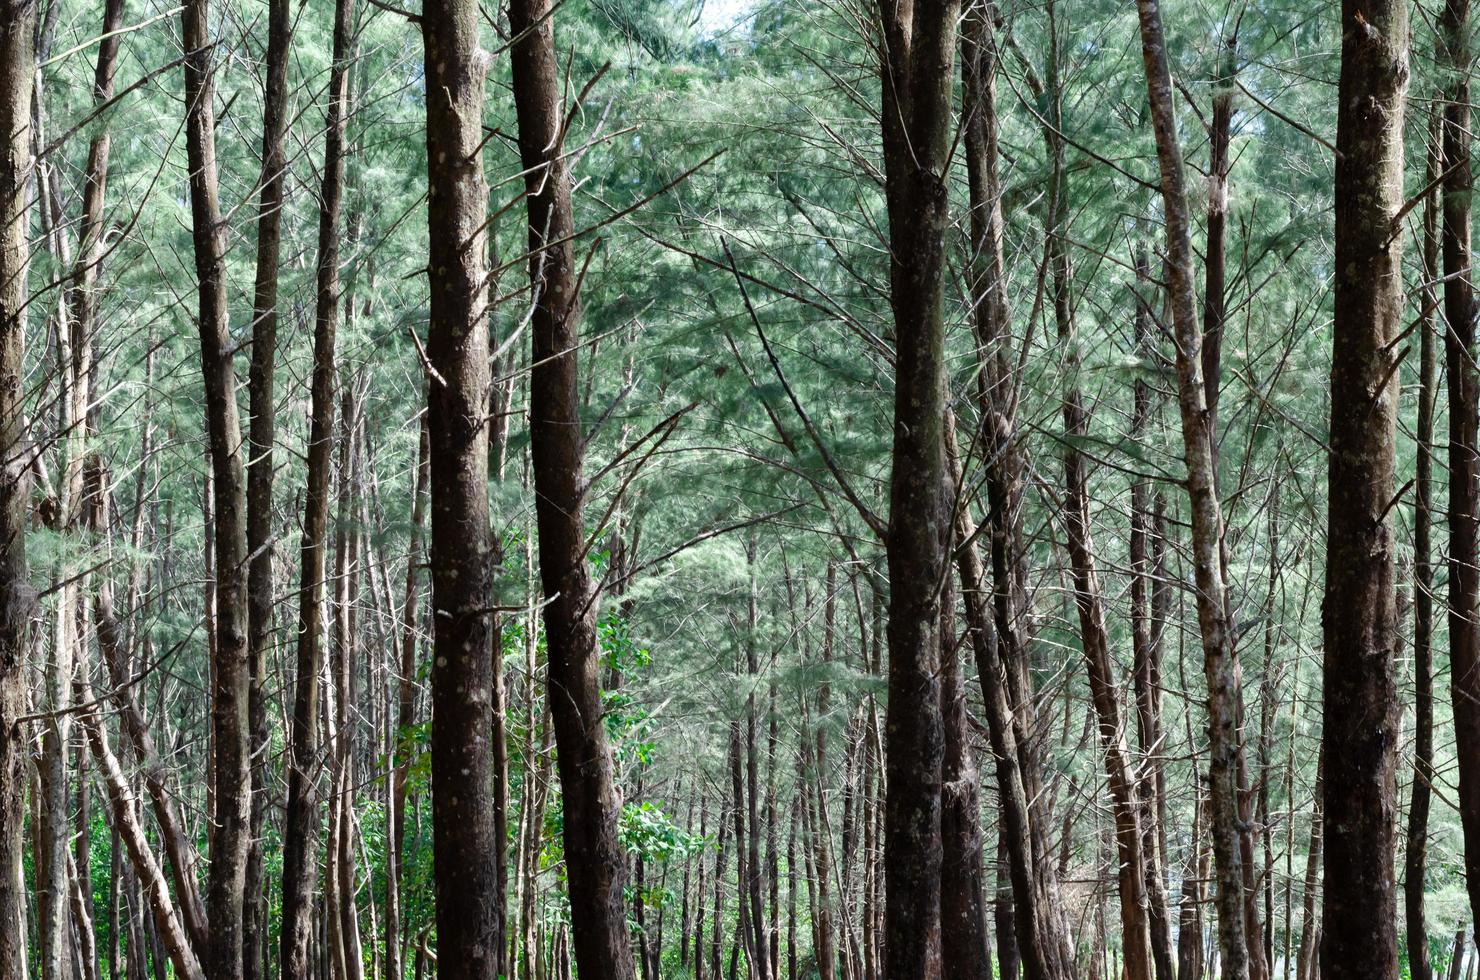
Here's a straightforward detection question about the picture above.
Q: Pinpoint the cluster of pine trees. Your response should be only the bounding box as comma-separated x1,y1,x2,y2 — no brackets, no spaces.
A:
0,0,1475,977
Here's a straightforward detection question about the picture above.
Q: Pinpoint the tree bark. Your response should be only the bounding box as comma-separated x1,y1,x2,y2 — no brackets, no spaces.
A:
875,1,960,976
1132,4,1250,976
421,0,500,971
279,0,352,968
1321,2,1407,974
507,1,635,976
181,0,252,972
1408,115,1442,980
243,0,291,969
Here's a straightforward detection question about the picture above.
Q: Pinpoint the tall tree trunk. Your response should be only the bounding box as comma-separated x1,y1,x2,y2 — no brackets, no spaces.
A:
1133,4,1249,976
243,0,291,969
279,0,352,968
1043,19,1154,970
1321,1,1407,974
958,12,1073,979
875,0,960,975
421,0,500,971
1442,0,1480,942
181,0,252,972
1408,115,1443,980
0,0,37,961
507,1,634,976
1130,248,1174,980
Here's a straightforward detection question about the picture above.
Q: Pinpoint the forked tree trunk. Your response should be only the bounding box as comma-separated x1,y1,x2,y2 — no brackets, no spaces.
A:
1132,4,1249,976
181,0,252,973
507,0,634,976
1321,0,1407,974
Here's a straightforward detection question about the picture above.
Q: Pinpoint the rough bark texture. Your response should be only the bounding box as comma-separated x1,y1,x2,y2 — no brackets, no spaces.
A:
1133,4,1249,977
508,2,635,976
875,1,960,976
421,0,500,971
279,0,352,971
181,0,252,973
1321,1,1407,975
0,0,33,972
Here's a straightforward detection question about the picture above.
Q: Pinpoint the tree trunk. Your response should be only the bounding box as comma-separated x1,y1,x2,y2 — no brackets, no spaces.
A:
1408,115,1443,980
507,1,634,976
421,0,500,971
1321,3,1407,974
279,0,352,968
1044,29,1154,971
181,0,252,971
1132,4,1249,976
243,0,291,969
875,1,960,975
388,419,430,980
939,552,992,980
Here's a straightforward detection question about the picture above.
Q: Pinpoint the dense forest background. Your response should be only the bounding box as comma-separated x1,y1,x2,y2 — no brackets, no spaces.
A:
0,0,1460,977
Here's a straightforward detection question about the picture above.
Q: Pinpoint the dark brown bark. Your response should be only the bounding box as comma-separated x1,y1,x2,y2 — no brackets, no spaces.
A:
1133,4,1249,977
507,0,634,975
875,0,960,975
279,0,352,969
1321,2,1407,974
1442,0,1480,944
421,0,500,966
181,0,252,972
1408,117,1443,980
243,0,291,969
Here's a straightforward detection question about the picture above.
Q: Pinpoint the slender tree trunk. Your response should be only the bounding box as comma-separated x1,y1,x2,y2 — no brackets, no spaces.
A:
1321,4,1408,973
280,0,353,968
387,420,430,980
1133,4,1249,976
1295,752,1323,980
1044,32,1154,971
812,568,837,980
1129,248,1174,980
1409,115,1443,980
938,549,992,980
1441,0,1480,943
243,0,291,969
181,0,252,971
507,1,634,975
